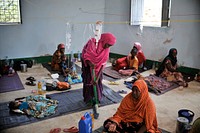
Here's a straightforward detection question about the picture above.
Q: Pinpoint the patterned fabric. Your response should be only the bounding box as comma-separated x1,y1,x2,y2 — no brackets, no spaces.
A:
105,80,160,133
25,95,59,118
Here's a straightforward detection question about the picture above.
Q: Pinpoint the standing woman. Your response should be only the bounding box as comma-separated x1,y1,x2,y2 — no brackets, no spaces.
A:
156,48,188,87
81,33,116,104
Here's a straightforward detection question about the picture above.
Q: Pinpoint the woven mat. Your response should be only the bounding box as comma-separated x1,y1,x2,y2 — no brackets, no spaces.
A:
0,85,123,130
0,72,24,93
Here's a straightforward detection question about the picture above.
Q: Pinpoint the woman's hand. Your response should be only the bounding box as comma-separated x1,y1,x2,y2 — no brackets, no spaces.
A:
108,123,117,132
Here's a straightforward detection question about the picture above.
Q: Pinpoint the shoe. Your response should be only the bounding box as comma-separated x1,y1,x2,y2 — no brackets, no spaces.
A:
63,126,79,133
26,76,36,81
118,90,127,94
25,81,36,86
49,128,61,133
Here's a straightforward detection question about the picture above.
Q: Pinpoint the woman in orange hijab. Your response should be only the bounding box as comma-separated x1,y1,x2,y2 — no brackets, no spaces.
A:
103,79,161,133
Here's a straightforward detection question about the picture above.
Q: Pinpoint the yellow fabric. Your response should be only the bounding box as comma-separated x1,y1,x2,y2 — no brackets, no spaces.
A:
128,56,138,70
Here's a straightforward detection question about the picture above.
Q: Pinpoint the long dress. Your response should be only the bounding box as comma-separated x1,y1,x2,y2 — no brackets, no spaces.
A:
156,48,188,87
81,33,116,103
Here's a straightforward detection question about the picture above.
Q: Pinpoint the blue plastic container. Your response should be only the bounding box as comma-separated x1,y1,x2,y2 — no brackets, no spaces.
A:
79,112,92,133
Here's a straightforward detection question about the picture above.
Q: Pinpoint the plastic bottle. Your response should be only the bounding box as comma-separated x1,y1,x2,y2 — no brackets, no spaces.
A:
79,112,92,133
10,59,14,68
37,81,42,95
77,51,81,62
5,56,9,66
42,80,46,97
89,112,94,129
71,51,74,62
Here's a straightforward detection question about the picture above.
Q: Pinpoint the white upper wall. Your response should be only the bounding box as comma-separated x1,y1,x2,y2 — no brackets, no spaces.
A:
0,0,199,69
0,0,105,59
104,0,200,69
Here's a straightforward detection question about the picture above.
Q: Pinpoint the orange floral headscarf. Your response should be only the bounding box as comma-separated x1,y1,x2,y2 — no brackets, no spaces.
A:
110,79,160,133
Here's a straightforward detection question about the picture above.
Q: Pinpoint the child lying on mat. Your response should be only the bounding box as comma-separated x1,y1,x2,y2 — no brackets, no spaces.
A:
8,95,59,118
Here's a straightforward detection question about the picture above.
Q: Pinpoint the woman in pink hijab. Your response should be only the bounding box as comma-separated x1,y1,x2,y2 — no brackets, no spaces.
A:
81,32,116,104
133,42,147,70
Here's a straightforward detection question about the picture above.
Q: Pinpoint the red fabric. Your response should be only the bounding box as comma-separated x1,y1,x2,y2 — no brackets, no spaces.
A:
137,52,146,66
81,33,116,75
114,57,128,71
110,79,160,133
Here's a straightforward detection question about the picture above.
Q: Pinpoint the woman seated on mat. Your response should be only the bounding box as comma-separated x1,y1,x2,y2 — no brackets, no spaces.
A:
103,79,161,133
8,95,59,118
51,43,68,76
155,48,188,87
118,47,139,76
133,42,147,70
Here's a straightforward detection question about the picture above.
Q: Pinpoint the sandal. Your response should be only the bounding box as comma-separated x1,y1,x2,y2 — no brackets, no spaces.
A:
49,128,61,133
26,76,36,81
117,90,127,94
25,81,36,86
63,126,79,133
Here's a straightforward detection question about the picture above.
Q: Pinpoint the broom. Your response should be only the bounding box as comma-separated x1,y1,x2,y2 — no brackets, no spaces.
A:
92,66,103,119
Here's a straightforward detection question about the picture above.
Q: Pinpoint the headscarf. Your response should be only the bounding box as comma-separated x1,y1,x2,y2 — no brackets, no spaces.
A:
110,79,160,132
133,42,146,66
57,43,65,50
134,42,142,52
156,48,177,76
81,32,116,75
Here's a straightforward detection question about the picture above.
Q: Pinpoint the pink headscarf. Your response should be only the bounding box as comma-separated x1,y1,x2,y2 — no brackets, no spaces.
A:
134,42,142,52
82,32,116,75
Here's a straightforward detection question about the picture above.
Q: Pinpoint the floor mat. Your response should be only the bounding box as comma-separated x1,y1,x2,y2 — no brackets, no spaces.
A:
93,126,171,133
0,72,24,93
103,66,130,80
124,74,179,95
42,63,82,82
0,85,123,130
144,74,179,95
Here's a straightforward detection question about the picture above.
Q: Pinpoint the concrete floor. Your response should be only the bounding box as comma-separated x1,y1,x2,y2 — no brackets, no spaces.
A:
0,62,200,133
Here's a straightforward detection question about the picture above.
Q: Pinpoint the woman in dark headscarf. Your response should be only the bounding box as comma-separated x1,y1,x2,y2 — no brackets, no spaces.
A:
156,48,188,87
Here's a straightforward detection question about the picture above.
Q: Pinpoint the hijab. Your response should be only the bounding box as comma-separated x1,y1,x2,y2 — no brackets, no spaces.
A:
110,79,160,132
81,32,116,75
156,48,177,76
134,42,142,52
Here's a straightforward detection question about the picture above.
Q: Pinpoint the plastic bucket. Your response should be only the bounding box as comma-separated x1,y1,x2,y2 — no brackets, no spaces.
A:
176,117,190,133
178,109,194,123
20,64,27,72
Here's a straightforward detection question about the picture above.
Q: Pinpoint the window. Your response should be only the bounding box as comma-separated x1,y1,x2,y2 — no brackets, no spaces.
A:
0,0,22,25
130,0,171,27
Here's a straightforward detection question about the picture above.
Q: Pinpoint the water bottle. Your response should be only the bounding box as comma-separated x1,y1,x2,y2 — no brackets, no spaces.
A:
5,56,9,66
10,59,14,68
71,51,74,62
79,112,92,133
77,51,81,62
37,81,42,95
42,80,46,97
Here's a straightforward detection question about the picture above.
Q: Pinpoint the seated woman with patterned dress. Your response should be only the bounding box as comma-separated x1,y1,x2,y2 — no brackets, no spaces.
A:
155,48,188,87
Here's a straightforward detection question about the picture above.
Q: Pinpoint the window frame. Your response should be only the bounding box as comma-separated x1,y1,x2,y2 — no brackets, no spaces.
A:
130,0,171,27
0,0,22,25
